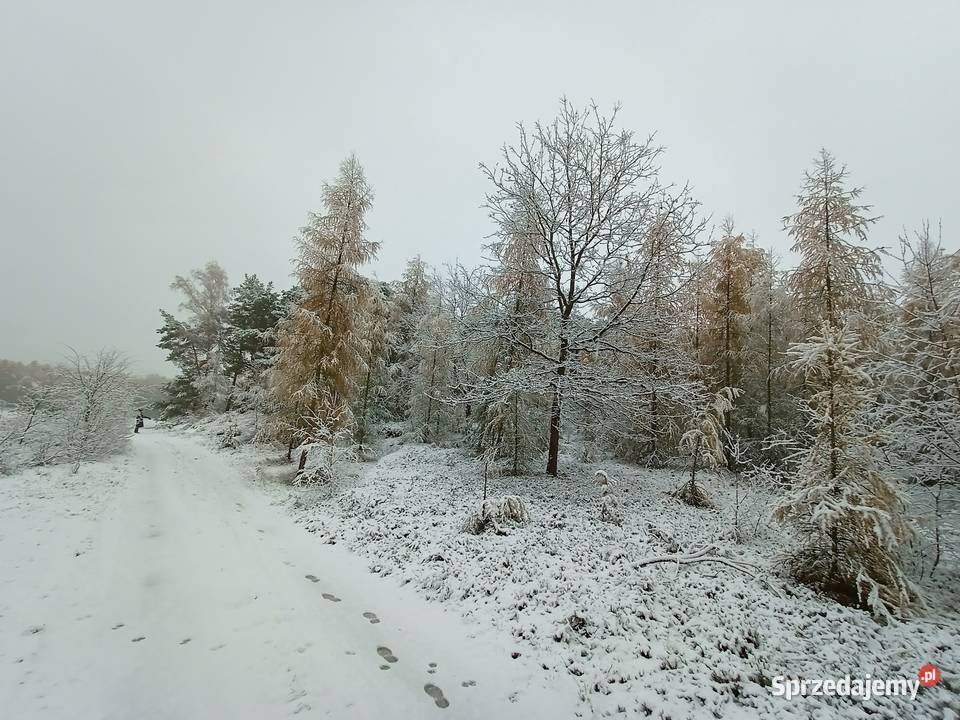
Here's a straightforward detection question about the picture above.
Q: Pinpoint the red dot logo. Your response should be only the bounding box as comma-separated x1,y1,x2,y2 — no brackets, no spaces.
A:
918,664,941,688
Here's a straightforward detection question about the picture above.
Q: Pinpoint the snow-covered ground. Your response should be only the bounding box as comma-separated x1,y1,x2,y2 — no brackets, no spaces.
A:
0,425,578,719
188,415,959,720
2,417,958,719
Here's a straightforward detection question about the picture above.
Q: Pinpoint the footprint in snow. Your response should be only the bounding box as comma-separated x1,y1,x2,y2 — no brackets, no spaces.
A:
379,664,391,670
131,636,146,643
423,683,450,708
22,625,44,636
376,646,398,663
179,638,191,645
461,680,476,688
210,643,226,651
111,623,125,630
304,574,320,583
322,593,341,603
362,612,380,624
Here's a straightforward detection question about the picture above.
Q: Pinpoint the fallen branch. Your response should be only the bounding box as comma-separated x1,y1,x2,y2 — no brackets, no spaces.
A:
637,544,780,595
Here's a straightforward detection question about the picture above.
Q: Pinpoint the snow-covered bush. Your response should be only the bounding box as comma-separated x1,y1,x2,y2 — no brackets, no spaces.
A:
290,394,357,486
463,495,530,535
594,469,622,525
1,350,135,472
218,420,242,449
673,388,737,508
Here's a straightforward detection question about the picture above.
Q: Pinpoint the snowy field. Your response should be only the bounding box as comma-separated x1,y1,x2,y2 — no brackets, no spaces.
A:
1,417,957,719
189,415,960,720
0,425,578,719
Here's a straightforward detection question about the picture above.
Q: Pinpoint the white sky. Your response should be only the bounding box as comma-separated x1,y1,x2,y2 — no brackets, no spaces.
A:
1,1,957,374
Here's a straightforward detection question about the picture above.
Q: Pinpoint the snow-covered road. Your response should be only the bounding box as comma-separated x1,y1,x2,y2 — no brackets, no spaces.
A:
0,430,577,719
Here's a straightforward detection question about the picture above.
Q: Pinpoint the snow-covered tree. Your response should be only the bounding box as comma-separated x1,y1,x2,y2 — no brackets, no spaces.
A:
674,388,737,508
776,153,916,616
701,218,764,447
785,150,881,331
157,261,232,415
222,275,290,412
270,154,378,475
601,215,703,466
383,256,432,423
459,228,549,474
742,248,799,446
409,305,457,443
774,324,917,617
482,99,704,475
872,222,959,576
57,349,135,471
353,282,390,454
289,385,356,485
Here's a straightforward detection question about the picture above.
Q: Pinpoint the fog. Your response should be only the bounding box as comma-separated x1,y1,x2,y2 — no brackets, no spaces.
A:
1,1,956,374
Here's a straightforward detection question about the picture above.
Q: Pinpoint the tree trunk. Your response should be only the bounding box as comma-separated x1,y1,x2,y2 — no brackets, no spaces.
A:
512,393,520,476
357,363,372,449
545,337,567,476
766,304,773,439
687,435,701,495
424,349,437,443
224,369,240,412
648,391,659,465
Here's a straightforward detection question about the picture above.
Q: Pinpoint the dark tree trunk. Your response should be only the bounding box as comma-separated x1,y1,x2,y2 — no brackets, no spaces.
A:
545,338,567,476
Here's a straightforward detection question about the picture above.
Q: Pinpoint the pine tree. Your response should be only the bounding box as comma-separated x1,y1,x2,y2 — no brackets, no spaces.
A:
270,155,378,475
222,274,287,412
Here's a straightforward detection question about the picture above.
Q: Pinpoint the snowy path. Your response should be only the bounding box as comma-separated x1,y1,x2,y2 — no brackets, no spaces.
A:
0,430,578,719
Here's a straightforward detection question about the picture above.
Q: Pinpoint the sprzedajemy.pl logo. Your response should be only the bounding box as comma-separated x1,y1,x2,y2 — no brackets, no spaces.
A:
772,664,942,701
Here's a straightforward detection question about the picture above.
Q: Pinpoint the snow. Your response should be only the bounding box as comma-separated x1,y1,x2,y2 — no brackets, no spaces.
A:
0,425,578,719
204,430,958,720
3,415,958,719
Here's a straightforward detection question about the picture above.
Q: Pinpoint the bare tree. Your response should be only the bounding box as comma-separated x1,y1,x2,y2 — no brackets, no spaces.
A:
481,99,704,475
54,348,134,471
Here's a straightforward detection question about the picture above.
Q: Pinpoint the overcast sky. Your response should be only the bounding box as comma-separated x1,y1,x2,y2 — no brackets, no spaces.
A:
1,1,957,375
